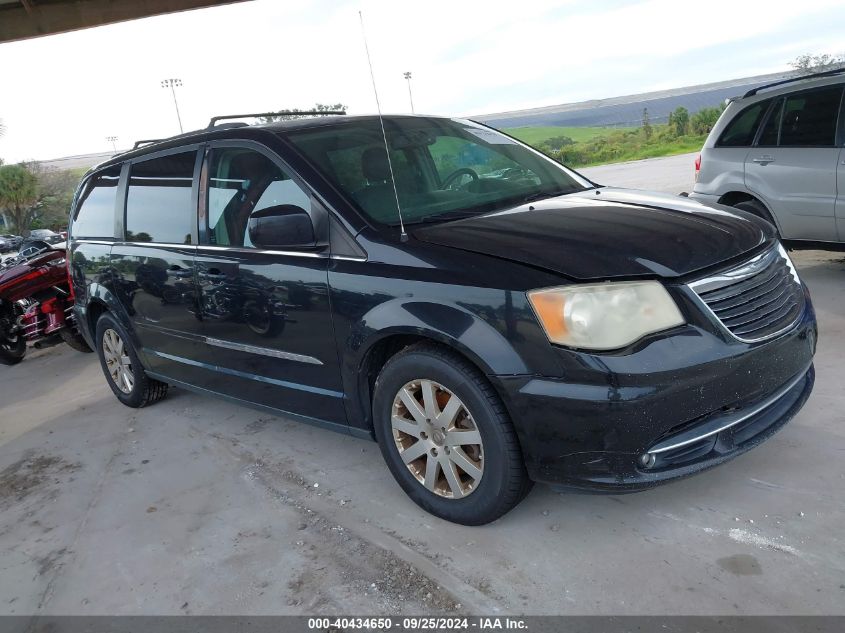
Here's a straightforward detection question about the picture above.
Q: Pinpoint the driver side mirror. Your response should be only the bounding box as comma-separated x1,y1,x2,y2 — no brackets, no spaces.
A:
248,204,315,249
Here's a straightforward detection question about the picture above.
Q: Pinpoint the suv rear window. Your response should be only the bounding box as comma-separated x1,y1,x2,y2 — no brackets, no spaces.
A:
716,99,770,147
71,166,120,239
125,151,196,244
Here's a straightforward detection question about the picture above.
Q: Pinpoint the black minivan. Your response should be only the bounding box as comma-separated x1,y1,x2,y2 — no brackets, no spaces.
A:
69,114,817,524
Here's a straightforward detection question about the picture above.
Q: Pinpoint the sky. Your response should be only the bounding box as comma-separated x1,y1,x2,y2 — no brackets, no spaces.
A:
0,0,843,163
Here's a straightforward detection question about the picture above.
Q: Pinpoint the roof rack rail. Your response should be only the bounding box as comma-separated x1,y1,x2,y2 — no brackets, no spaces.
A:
133,139,164,149
132,138,164,149
743,67,845,98
207,110,346,129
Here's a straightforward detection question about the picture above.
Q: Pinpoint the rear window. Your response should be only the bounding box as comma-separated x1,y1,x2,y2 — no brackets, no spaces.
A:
125,151,197,244
71,166,120,239
716,100,771,147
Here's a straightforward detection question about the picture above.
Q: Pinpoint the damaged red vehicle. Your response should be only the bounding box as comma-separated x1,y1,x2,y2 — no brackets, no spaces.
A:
0,242,91,365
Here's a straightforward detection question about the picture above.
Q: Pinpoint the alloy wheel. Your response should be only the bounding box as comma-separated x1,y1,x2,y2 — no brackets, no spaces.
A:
102,328,134,394
391,379,484,499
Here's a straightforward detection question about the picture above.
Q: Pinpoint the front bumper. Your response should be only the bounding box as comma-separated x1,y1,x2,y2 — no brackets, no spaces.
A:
493,294,817,491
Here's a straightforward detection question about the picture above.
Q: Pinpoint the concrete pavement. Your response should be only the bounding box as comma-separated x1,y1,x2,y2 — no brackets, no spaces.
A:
581,152,698,194
0,250,842,616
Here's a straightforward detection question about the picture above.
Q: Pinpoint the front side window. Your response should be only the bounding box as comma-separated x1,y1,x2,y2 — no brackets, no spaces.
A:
72,166,121,238
778,86,842,147
125,151,196,243
717,99,770,147
206,148,310,247
286,118,590,227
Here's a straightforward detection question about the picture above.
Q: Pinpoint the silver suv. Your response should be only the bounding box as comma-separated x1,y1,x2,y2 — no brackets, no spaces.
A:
691,69,845,246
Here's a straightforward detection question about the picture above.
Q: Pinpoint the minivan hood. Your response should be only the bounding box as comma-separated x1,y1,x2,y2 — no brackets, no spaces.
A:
413,188,773,280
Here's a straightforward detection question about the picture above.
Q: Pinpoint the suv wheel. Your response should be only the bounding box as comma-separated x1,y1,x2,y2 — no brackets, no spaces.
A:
733,199,780,236
95,313,168,408
372,343,531,525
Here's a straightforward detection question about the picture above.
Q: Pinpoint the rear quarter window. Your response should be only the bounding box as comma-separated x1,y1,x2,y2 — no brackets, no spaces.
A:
716,99,771,147
71,166,121,238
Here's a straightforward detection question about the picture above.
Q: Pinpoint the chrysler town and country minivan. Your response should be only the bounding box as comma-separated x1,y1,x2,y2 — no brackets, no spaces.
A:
69,114,817,524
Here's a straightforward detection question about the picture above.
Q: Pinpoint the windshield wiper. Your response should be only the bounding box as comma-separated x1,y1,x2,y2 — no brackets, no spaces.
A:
408,210,486,226
519,187,584,204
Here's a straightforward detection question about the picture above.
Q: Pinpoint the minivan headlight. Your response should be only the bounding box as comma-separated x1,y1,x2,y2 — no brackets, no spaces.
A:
527,281,684,350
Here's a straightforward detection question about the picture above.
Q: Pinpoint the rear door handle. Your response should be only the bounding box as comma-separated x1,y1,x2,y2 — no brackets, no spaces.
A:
752,156,775,164
167,265,193,279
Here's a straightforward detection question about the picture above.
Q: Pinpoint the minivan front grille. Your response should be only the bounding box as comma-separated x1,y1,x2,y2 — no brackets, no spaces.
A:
689,244,804,343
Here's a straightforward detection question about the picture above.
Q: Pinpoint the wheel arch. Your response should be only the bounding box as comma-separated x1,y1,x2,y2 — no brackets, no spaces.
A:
717,192,782,234
344,299,530,434
81,283,144,358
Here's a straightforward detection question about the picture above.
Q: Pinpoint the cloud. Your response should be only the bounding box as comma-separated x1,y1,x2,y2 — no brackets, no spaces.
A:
0,0,843,162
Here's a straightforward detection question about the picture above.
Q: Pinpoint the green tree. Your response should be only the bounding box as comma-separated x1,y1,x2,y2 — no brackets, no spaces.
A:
0,164,38,235
0,163,80,234
258,102,347,123
791,53,845,74
30,164,80,230
641,108,652,140
668,106,690,137
542,135,575,151
690,106,722,134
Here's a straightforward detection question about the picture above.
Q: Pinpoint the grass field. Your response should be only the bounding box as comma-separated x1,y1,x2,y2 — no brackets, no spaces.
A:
498,125,704,168
501,125,634,145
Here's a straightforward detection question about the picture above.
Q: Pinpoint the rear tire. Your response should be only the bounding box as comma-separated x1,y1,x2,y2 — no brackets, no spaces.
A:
95,313,168,408
732,199,780,237
59,327,93,353
372,343,532,525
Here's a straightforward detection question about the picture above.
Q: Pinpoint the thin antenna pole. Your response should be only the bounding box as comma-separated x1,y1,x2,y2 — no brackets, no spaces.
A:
359,10,407,240
404,71,415,113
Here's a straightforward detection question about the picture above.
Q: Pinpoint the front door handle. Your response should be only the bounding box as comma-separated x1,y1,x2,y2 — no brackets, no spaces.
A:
199,268,227,281
752,156,775,164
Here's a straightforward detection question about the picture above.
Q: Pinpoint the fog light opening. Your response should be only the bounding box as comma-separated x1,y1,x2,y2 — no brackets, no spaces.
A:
639,453,656,469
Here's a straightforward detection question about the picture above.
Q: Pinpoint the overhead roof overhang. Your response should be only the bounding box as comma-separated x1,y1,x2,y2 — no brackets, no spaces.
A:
0,0,250,43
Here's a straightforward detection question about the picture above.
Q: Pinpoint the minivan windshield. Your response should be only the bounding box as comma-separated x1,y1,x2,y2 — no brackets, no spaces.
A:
286,117,592,227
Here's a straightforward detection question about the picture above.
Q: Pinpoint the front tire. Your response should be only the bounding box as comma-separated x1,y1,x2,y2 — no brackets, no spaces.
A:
95,313,168,408
372,343,531,525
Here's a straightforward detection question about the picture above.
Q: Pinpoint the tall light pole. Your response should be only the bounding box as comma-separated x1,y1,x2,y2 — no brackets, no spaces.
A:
161,78,184,133
403,71,415,114
106,136,118,152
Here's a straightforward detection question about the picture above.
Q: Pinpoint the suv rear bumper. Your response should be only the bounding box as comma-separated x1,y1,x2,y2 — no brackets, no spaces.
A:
492,302,817,491
688,191,721,204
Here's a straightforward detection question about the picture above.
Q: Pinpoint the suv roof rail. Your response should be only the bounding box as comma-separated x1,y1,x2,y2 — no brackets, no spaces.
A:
206,110,346,128
743,66,845,98
133,138,164,149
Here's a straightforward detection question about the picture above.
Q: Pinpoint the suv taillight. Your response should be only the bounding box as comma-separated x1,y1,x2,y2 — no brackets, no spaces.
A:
694,153,701,182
